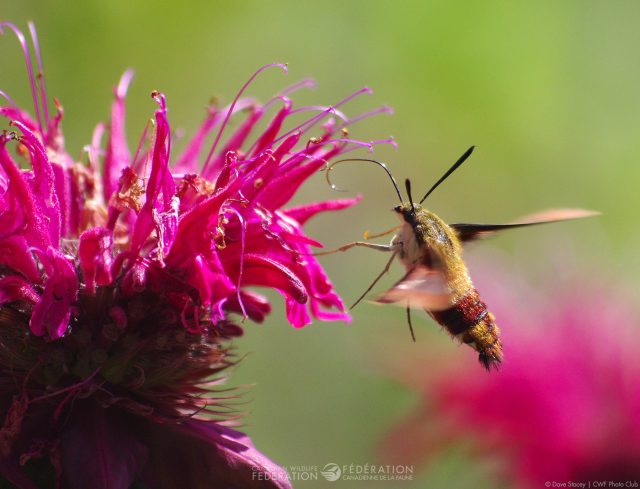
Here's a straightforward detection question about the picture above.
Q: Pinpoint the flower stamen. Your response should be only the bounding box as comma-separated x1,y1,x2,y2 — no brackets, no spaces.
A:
203,63,288,175
27,22,50,134
0,22,44,137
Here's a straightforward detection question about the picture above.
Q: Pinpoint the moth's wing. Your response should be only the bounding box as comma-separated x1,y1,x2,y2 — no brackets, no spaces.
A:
374,265,453,311
451,208,599,243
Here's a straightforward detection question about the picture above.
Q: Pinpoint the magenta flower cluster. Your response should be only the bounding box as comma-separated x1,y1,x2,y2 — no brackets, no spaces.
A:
0,22,393,488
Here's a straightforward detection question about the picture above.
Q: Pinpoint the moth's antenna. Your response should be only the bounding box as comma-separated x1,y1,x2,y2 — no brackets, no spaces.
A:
405,178,416,214
327,158,403,205
420,146,475,204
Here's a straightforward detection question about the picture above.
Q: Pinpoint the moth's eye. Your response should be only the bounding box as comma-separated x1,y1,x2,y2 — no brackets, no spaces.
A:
393,205,401,213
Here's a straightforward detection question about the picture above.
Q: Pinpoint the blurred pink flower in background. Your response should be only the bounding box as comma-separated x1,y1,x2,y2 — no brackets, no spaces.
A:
380,259,640,488
0,21,393,488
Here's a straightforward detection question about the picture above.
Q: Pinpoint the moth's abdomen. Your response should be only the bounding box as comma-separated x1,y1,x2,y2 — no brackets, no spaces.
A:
431,288,503,370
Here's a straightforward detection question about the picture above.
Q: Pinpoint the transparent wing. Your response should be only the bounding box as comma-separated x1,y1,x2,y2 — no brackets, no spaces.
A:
451,208,599,242
374,265,453,311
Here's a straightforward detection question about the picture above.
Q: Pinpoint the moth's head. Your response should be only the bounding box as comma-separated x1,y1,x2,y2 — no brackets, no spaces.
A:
396,146,476,223
393,202,425,224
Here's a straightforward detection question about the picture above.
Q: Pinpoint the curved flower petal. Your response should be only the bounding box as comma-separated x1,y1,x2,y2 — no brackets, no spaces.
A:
78,227,114,294
242,254,308,305
0,138,50,249
256,159,326,210
0,275,39,305
0,236,40,282
138,420,291,489
224,290,272,323
285,196,362,225
0,105,38,133
11,120,61,247
60,401,148,489
103,70,133,201
29,247,78,338
130,96,174,257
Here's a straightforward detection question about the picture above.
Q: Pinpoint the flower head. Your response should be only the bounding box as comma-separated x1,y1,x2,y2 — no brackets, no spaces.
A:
379,263,640,488
0,21,394,488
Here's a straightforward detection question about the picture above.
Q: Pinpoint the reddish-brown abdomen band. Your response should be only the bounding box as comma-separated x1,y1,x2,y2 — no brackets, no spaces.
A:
431,288,488,335
431,288,503,370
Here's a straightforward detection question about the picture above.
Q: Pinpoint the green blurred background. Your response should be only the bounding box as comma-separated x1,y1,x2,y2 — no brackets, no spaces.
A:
2,1,639,487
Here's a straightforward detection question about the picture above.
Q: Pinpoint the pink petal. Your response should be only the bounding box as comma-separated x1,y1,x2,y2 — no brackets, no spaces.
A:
78,227,114,294
11,120,61,246
29,247,78,338
0,275,39,305
192,254,235,306
203,106,264,181
285,196,362,225
173,105,218,173
242,254,308,305
130,95,174,257
0,138,50,248
225,290,272,323
249,99,292,156
256,159,325,210
52,163,71,238
103,70,133,201
285,299,311,328
0,235,40,282
0,105,38,132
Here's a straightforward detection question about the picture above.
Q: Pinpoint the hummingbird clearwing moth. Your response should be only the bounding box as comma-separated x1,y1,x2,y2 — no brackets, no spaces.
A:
318,147,598,370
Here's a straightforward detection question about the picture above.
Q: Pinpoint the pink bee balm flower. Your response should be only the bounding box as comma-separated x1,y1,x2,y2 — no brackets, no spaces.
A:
0,22,394,488
379,264,640,488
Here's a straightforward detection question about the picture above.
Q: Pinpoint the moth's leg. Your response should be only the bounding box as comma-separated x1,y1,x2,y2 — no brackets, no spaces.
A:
363,225,401,240
314,242,393,257
351,251,398,309
406,302,416,342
